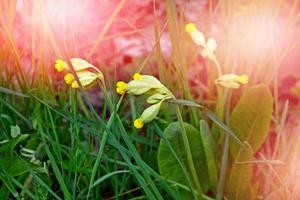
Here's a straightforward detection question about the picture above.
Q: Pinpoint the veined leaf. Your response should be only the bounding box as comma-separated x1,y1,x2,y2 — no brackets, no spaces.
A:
226,148,253,200
229,85,273,157
158,122,209,199
227,85,273,200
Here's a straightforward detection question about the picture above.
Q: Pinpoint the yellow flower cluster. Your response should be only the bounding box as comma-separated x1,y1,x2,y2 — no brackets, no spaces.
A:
116,73,174,129
54,58,103,89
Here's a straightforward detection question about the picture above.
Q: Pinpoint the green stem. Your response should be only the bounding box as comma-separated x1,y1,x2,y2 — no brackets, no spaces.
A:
175,105,203,199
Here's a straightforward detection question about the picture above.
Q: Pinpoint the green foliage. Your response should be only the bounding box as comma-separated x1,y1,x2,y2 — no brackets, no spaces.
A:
199,120,218,190
226,85,273,200
229,85,273,157
226,148,253,200
157,122,210,199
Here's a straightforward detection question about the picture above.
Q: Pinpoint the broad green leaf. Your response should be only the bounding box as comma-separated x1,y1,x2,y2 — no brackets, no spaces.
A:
199,120,218,189
158,122,209,199
227,85,272,200
229,85,273,157
226,148,253,200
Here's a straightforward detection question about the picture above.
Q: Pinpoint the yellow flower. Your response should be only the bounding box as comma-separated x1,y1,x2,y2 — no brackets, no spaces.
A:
235,74,249,84
116,81,128,95
133,73,142,80
64,73,74,84
55,59,68,72
215,74,249,89
116,73,175,129
185,22,197,33
134,118,144,129
55,58,103,89
71,81,78,89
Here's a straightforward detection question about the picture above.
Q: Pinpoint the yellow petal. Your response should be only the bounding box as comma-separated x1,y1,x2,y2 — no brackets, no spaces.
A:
116,81,127,95
133,73,142,80
64,73,74,84
134,118,144,129
71,81,78,89
55,59,68,72
185,22,197,33
236,74,249,84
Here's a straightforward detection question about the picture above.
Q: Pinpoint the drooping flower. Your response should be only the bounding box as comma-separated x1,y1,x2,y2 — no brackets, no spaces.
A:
55,58,103,89
185,22,217,60
116,73,174,129
215,74,249,89
116,73,172,96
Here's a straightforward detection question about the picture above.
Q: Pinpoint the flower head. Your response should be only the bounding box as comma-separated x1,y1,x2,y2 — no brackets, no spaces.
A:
215,74,249,89
116,81,128,95
55,59,68,72
55,58,103,89
185,23,197,33
134,118,144,129
133,73,142,80
71,81,78,89
64,73,74,84
116,73,174,129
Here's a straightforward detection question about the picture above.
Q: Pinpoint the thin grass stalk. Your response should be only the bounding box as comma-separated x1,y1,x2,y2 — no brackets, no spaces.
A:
175,105,203,199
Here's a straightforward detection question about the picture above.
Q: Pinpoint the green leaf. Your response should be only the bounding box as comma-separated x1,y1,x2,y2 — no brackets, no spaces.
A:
229,85,273,157
157,122,209,199
226,85,273,200
226,148,253,200
199,120,218,190
10,125,21,138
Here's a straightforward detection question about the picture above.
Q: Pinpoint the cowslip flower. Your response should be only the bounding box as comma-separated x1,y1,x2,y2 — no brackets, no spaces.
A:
116,73,172,96
55,59,68,72
185,22,217,60
55,58,103,89
215,74,249,89
116,73,174,129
